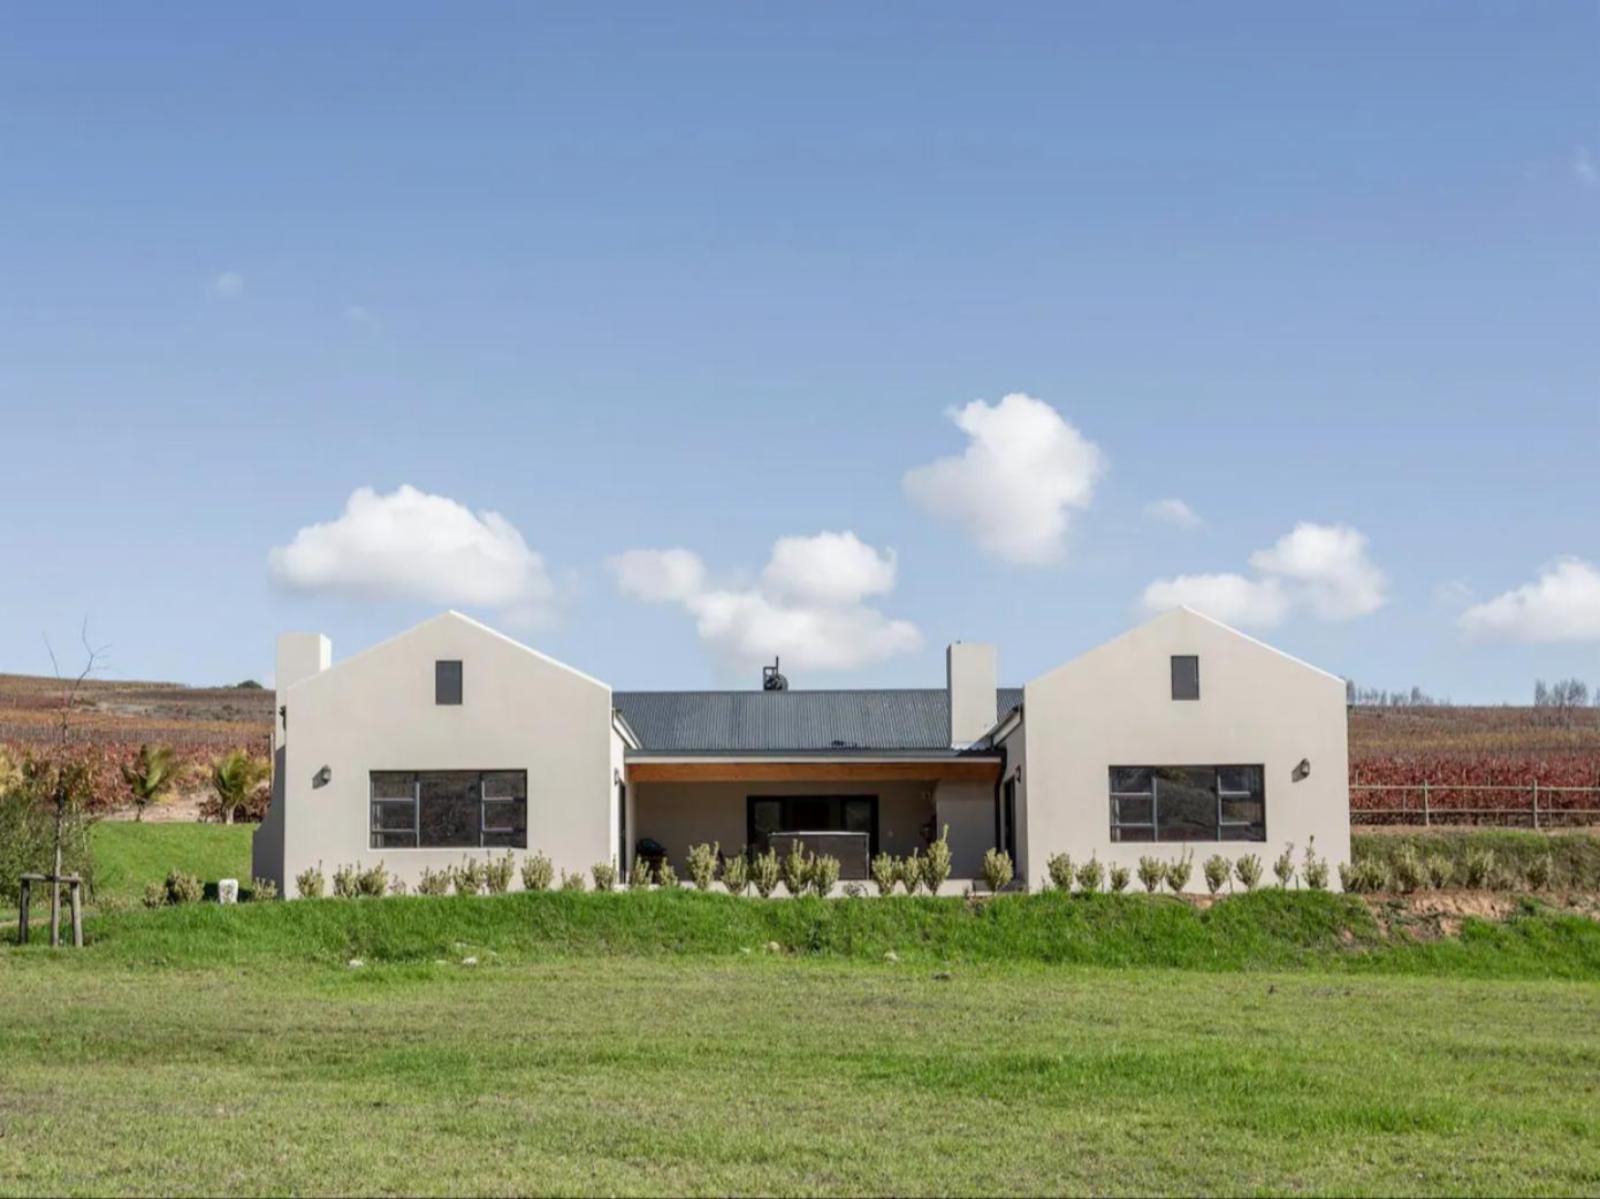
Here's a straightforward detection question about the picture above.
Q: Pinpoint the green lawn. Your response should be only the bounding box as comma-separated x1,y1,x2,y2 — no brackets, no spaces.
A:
3,825,1600,1195
88,822,253,904
2,951,1598,1196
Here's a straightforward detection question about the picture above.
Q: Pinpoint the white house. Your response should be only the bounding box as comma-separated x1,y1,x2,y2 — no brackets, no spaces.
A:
253,607,1350,894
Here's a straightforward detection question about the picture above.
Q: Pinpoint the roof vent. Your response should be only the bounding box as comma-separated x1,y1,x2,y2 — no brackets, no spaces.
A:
762,658,788,692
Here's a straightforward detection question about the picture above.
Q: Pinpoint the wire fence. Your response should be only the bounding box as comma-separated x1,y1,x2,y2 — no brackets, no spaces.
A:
1351,782,1600,828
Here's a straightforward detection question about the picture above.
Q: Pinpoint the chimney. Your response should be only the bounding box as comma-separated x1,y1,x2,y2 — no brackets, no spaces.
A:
946,641,997,748
274,633,330,747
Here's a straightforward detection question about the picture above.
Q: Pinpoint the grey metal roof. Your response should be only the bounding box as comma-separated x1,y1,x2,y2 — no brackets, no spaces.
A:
613,688,1023,754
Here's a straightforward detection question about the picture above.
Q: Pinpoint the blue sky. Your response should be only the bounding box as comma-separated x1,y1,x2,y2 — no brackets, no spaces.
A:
1,3,1596,699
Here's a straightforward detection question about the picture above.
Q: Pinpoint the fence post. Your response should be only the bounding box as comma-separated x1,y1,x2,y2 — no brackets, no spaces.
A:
1422,781,1430,828
69,880,83,949
1532,781,1540,831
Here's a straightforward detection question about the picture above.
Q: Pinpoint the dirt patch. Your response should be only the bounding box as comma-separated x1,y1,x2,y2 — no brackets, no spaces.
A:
1363,891,1600,939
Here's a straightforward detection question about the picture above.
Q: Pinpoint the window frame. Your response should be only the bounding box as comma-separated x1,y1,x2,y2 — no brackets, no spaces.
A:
368,770,527,850
1170,655,1200,701
1108,765,1265,843
435,659,463,705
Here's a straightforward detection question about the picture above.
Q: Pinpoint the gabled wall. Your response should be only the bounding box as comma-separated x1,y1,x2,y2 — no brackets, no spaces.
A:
1019,608,1349,889
265,612,614,894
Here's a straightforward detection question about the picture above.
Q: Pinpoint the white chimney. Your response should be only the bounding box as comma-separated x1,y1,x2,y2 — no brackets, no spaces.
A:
274,633,330,748
946,641,997,749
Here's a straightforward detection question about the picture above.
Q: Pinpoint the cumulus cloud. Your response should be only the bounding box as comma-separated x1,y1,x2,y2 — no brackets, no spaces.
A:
210,271,244,298
269,485,556,624
609,532,920,673
1247,523,1386,621
1141,572,1289,629
1142,522,1386,629
903,393,1105,565
1458,559,1600,643
1146,498,1201,529
609,548,707,604
761,531,897,606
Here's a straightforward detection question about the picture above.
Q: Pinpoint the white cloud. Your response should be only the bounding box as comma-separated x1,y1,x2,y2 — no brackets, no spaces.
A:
1248,522,1386,620
210,271,244,298
1142,521,1386,629
269,485,556,624
608,532,921,673
345,304,377,326
761,531,896,606
1141,573,1290,629
1459,558,1600,643
903,393,1106,565
1146,498,1201,529
610,548,707,604
1576,147,1599,190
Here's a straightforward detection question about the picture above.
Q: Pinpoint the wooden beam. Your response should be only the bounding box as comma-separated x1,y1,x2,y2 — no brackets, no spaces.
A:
626,759,1002,784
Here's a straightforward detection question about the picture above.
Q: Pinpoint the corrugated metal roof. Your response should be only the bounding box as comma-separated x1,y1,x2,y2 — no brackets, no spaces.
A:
613,688,1024,753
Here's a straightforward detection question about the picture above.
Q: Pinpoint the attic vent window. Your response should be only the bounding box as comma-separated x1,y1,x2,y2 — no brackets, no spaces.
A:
1171,655,1199,701
436,660,463,705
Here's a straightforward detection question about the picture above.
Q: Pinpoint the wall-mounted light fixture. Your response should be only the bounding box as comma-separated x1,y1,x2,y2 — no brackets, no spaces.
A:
313,765,332,788
1292,758,1311,782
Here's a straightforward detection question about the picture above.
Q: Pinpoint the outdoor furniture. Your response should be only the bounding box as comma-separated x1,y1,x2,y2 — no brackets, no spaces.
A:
16,873,83,947
634,838,668,883
770,831,871,881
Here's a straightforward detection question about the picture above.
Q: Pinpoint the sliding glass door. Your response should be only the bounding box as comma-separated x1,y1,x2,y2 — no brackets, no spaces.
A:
746,795,878,857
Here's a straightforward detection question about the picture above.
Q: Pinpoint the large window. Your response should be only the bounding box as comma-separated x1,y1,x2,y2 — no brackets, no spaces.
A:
370,770,526,849
1109,765,1264,842
746,795,878,857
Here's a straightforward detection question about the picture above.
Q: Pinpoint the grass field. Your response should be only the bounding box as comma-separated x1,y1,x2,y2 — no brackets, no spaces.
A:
4,827,1600,1195
3,948,1599,1196
89,822,253,903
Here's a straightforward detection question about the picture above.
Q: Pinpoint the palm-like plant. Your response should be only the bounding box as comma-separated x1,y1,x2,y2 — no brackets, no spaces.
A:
209,750,269,824
120,744,182,822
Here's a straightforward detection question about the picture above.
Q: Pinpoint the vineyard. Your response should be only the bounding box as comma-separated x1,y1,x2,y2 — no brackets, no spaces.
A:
0,672,273,817
1349,705,1600,824
3,671,1600,823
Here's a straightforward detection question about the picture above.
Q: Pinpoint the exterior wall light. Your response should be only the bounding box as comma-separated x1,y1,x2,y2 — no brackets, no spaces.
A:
1292,758,1311,782
313,765,332,788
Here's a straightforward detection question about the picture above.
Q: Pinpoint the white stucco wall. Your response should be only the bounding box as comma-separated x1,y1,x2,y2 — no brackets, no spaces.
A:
262,611,615,894
1019,608,1349,891
932,778,993,878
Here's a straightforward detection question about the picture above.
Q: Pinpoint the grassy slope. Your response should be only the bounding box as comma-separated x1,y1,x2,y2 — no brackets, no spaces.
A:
2,955,1598,1196
29,888,1600,981
89,822,253,903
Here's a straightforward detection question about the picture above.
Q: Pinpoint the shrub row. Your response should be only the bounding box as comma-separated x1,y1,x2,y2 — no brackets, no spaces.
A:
1042,840,1333,896
1340,844,1558,894
272,830,1598,905
1351,830,1600,892
140,869,277,907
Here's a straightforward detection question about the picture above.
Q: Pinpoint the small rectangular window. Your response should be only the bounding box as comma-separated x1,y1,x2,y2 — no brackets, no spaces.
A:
436,660,463,705
1171,655,1199,701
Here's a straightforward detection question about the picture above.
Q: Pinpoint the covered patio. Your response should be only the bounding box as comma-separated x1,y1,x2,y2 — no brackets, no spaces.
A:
624,754,1004,884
